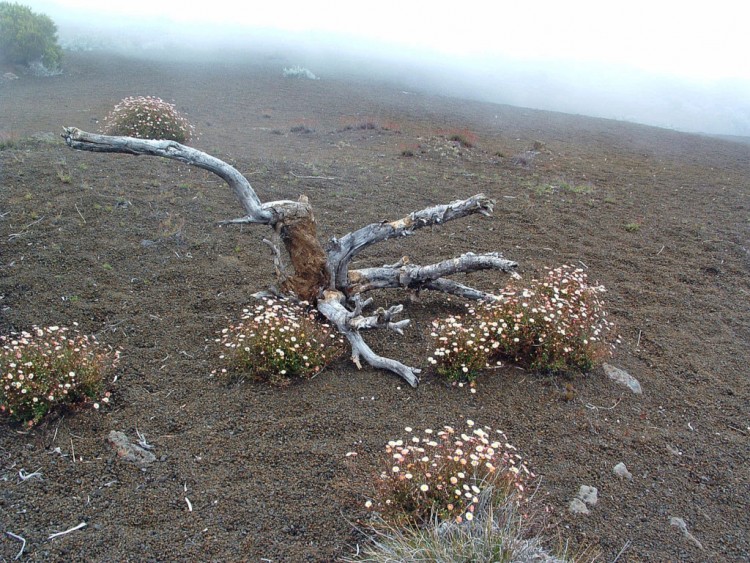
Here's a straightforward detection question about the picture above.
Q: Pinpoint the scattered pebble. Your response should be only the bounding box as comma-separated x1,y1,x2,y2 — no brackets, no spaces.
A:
577,485,598,506
569,498,590,515
613,462,633,480
107,430,156,464
603,363,642,394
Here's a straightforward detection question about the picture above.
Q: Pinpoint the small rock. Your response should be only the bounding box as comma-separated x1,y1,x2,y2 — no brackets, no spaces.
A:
569,498,590,515
603,363,642,394
577,485,598,506
107,431,156,464
569,485,598,515
613,462,633,480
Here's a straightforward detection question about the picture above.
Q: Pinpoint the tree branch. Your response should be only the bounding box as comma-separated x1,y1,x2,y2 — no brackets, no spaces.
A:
62,128,278,223
317,291,420,387
348,252,517,298
326,194,495,289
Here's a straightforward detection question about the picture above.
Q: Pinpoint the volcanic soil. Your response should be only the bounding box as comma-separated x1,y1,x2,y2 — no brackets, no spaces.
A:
1,51,748,561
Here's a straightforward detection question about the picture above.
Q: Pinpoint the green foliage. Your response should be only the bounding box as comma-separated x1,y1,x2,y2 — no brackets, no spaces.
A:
0,325,119,426
213,299,345,385
366,422,533,527
0,2,62,70
102,96,195,143
624,222,641,232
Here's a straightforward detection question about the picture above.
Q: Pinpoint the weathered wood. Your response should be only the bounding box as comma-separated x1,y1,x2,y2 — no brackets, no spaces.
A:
62,128,518,386
348,252,517,296
317,291,419,387
62,127,275,223
325,194,496,288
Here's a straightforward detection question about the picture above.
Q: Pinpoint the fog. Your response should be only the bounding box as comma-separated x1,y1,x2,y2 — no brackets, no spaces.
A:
29,0,750,137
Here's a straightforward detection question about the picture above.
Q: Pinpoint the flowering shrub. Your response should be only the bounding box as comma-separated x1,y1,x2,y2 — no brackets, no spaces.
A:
484,265,613,373
213,299,344,385
366,421,533,526
429,265,614,381
101,96,195,143
426,316,500,383
0,324,119,426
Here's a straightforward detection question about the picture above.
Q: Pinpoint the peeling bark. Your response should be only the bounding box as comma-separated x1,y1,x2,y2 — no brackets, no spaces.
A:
62,128,518,386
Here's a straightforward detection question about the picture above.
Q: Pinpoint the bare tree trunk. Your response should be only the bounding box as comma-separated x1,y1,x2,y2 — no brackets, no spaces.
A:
62,128,518,386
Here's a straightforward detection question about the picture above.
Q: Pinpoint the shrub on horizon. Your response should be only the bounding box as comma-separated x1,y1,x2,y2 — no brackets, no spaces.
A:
282,65,318,80
0,324,119,426
213,299,345,386
0,2,63,71
101,96,195,143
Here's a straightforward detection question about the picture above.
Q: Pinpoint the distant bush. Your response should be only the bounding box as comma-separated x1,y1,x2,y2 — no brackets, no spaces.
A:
101,96,195,143
283,66,318,80
0,2,63,71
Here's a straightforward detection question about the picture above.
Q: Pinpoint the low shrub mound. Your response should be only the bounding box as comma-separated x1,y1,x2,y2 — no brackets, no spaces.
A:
352,422,574,562
366,421,533,526
213,299,345,385
0,324,119,426
429,265,615,381
101,96,195,143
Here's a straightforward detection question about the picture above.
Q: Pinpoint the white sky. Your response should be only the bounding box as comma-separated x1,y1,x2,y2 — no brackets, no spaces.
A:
31,0,750,83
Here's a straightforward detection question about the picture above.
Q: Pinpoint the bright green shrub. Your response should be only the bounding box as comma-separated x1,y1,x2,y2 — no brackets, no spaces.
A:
0,2,62,70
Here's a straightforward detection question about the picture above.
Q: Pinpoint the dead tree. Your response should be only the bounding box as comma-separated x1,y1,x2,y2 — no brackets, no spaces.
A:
61,128,518,387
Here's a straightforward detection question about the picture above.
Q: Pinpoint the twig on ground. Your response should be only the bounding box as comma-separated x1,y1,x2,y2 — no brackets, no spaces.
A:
185,497,193,512
48,521,86,540
612,539,632,562
636,330,642,349
5,531,26,560
135,428,154,450
8,216,45,241
74,203,86,223
290,171,336,180
18,468,43,481
656,245,665,255
584,396,623,411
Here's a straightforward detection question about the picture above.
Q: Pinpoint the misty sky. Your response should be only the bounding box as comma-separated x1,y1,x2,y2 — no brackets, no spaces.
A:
25,1,750,135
